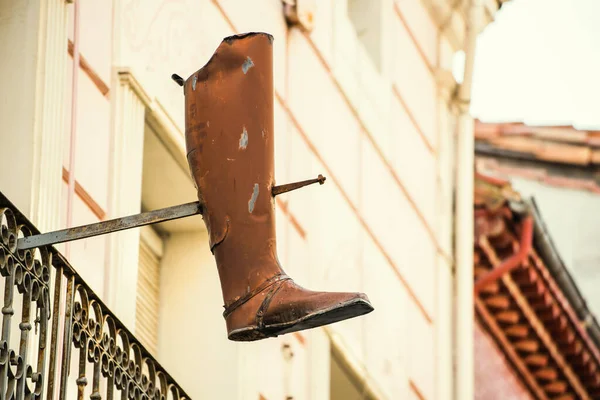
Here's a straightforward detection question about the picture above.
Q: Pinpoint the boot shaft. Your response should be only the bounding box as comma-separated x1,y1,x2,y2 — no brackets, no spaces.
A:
184,33,282,306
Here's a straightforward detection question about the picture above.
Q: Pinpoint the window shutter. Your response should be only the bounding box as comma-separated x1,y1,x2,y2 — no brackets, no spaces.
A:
136,226,163,355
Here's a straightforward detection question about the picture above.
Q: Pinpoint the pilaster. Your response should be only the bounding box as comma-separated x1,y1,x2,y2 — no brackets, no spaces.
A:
434,66,457,400
105,69,150,329
0,1,68,229
30,0,70,232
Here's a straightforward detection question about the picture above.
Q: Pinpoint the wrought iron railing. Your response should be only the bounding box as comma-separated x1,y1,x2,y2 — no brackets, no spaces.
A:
0,192,190,399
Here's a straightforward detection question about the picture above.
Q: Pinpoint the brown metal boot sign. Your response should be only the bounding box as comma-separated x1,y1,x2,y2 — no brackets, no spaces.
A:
18,32,373,343
181,32,373,341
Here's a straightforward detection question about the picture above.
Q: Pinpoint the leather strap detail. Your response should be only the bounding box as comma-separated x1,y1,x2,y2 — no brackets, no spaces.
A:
223,274,290,319
256,280,286,330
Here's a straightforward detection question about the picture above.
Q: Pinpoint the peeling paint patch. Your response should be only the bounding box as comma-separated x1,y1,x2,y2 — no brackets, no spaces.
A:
261,129,266,139
192,75,197,90
239,127,248,149
248,184,259,213
242,57,254,74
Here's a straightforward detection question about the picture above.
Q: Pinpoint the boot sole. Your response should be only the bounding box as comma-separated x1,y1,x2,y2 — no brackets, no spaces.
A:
228,298,374,342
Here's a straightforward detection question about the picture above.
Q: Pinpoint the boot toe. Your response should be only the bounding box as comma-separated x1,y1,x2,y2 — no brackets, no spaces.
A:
265,282,374,333
227,280,374,341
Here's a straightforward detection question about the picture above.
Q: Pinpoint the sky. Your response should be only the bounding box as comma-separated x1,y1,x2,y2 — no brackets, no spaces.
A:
468,0,600,313
469,0,600,129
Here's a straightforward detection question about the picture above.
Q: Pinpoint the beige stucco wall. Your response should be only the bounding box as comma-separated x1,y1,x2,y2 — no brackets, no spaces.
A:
126,1,460,399
0,0,469,399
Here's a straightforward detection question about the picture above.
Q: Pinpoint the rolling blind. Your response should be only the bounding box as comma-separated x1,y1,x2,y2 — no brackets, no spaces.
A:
136,226,163,355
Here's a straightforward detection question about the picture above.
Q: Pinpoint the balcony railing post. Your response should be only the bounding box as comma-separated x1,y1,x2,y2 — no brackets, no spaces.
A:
76,336,87,398
16,285,32,399
59,275,75,399
45,263,62,400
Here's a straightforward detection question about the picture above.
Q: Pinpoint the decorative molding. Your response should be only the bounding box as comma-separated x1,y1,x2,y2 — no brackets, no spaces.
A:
419,0,501,51
435,68,458,105
419,0,466,50
144,98,188,174
30,0,69,232
117,68,152,106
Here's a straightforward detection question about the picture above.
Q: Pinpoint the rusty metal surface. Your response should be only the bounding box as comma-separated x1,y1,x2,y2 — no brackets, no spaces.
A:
183,32,372,341
17,201,202,250
0,191,191,399
45,264,62,400
271,174,326,196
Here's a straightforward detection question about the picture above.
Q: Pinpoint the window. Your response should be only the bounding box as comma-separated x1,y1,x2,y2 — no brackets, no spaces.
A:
135,121,200,358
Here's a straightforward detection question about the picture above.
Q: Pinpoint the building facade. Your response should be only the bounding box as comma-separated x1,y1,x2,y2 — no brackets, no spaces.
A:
0,0,505,398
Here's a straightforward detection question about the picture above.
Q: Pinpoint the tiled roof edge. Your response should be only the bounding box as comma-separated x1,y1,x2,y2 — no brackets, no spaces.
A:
527,197,600,353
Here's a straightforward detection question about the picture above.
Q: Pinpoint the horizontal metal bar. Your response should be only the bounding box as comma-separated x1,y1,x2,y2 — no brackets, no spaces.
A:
18,201,202,250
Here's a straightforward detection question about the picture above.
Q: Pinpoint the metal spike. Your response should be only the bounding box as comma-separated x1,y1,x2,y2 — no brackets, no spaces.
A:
171,74,184,87
272,174,326,197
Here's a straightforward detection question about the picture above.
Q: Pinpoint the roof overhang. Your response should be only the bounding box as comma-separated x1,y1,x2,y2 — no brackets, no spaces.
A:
475,173,600,398
475,120,600,194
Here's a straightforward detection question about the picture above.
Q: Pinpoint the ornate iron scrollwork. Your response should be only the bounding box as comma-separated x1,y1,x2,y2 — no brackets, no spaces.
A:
0,193,190,400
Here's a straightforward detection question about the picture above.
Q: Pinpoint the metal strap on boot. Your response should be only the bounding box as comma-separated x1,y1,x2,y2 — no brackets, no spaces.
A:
256,280,286,330
222,274,290,319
